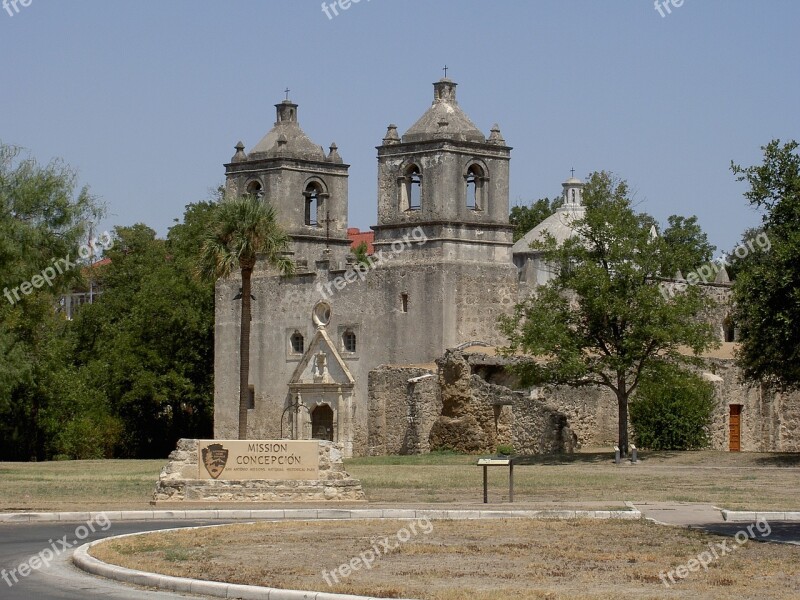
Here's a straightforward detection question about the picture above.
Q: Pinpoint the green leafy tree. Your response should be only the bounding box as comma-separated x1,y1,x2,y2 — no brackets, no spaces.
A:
510,197,562,242
660,215,716,277
68,203,218,458
352,240,370,266
0,142,101,460
500,172,718,455
199,194,294,440
630,362,715,450
731,139,800,388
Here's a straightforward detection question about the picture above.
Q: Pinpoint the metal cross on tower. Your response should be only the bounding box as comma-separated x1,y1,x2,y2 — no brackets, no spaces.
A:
284,87,290,100
320,210,337,255
443,65,448,78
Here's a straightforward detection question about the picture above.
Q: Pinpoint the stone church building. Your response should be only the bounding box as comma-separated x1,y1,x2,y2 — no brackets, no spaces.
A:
214,79,799,456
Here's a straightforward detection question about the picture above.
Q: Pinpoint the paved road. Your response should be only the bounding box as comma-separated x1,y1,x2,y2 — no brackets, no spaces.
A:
0,520,225,599
699,522,800,545
634,502,800,545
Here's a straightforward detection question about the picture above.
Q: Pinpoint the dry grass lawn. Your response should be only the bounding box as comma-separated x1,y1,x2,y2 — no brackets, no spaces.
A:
0,451,798,511
345,450,800,509
91,518,800,599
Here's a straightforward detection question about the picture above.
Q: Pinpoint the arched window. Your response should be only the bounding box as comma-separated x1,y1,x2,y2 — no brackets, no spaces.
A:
246,180,263,199
304,182,323,226
400,165,422,211
311,405,334,441
343,329,357,353
290,331,304,354
723,316,736,343
465,164,485,210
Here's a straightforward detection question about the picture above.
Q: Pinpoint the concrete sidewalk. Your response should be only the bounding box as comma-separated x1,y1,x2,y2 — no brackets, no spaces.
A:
632,501,800,525
632,501,726,526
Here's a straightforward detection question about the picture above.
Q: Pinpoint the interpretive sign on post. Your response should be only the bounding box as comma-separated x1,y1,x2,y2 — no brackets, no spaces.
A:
197,440,320,481
477,457,514,503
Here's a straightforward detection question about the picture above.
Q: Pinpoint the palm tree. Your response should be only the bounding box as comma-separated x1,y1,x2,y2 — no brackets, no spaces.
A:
199,194,294,439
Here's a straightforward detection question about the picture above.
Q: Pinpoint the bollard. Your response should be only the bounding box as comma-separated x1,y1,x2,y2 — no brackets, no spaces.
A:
614,446,621,465
631,445,638,464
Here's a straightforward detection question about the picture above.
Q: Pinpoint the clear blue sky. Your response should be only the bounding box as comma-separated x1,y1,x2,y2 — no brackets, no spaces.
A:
2,0,798,252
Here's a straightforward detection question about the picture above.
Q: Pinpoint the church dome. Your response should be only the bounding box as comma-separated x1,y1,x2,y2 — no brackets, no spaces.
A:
402,79,486,143
512,176,587,256
512,205,586,255
248,100,328,161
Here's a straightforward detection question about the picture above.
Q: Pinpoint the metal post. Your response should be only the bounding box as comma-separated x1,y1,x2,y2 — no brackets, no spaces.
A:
483,465,488,504
509,461,514,503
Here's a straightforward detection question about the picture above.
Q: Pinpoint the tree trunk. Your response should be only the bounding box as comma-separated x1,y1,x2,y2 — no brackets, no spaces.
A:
617,373,629,457
238,267,253,440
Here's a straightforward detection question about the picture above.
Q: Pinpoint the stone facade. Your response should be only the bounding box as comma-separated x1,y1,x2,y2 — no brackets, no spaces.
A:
152,439,365,503
213,78,797,457
214,79,517,457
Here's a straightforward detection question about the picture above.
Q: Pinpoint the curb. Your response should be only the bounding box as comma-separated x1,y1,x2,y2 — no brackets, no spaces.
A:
722,510,800,522
74,527,404,600
0,507,640,524
70,509,642,600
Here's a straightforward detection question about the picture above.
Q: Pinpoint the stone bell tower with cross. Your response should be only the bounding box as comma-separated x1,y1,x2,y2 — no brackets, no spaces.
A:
224,91,352,266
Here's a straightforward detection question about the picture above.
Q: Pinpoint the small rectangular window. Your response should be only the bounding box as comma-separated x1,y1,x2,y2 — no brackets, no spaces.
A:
401,293,409,313
291,331,305,354
248,385,255,410
343,330,357,353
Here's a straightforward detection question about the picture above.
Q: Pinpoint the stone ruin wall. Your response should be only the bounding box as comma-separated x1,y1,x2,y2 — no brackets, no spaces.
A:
367,365,442,456
367,348,800,456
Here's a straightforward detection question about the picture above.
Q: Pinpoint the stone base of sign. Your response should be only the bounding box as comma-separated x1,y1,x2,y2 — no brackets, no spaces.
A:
152,439,366,503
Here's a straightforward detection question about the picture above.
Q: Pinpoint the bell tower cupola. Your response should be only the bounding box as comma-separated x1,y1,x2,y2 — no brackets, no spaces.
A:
224,95,351,265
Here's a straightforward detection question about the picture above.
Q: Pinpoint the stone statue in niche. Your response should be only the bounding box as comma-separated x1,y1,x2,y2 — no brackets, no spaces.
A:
313,351,330,383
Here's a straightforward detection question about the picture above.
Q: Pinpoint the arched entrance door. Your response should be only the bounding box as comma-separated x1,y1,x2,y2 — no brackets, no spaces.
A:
311,405,334,441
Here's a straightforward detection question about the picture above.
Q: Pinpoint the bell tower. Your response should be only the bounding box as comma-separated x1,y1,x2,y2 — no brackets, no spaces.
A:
224,96,351,264
374,78,513,263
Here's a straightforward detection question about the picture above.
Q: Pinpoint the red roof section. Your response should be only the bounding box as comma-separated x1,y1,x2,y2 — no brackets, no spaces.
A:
347,228,375,255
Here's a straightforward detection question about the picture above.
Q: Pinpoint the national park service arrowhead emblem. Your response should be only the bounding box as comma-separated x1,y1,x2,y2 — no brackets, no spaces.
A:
201,443,229,479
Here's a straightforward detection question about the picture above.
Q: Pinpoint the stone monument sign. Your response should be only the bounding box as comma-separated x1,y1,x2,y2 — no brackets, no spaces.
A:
153,439,365,503
198,440,320,481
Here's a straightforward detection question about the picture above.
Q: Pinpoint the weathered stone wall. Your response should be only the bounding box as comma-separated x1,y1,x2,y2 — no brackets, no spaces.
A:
423,350,578,455
512,392,580,455
367,365,441,455
153,439,365,503
429,350,514,454
704,358,800,452
538,386,619,448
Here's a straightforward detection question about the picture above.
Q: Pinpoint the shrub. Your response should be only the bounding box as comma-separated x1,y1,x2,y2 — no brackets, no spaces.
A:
496,444,514,456
630,363,716,451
